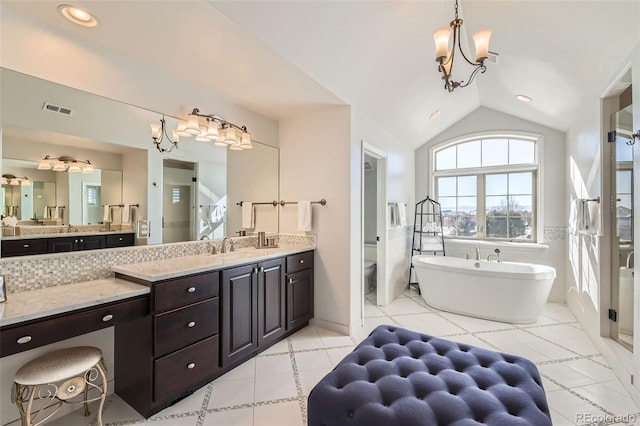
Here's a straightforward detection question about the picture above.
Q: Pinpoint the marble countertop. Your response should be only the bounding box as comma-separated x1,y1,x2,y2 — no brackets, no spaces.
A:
113,244,315,282
2,229,134,241
0,278,150,327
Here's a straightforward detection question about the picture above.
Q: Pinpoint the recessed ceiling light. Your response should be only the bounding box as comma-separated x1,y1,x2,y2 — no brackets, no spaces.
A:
516,94,532,103
58,4,99,27
429,110,442,120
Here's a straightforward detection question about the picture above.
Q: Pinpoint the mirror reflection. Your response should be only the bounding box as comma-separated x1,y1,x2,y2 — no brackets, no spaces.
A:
0,67,279,257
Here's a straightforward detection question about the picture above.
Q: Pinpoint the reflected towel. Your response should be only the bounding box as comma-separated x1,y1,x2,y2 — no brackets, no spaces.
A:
52,206,59,220
43,206,50,220
102,205,112,222
389,203,399,226
398,203,407,226
242,202,254,229
298,201,312,232
585,200,600,235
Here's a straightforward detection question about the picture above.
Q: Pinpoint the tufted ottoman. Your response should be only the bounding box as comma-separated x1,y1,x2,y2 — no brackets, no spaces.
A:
308,325,551,426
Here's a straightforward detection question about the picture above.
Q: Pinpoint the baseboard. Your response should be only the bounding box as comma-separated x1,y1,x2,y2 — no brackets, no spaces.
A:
310,317,350,335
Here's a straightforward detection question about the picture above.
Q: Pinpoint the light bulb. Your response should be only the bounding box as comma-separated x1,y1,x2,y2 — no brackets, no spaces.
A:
240,132,253,149
433,28,451,60
21,178,31,187
150,123,161,139
82,164,94,174
175,120,191,137
472,29,492,62
224,126,237,145
38,159,51,170
52,162,67,172
68,164,81,173
206,120,220,141
185,114,200,135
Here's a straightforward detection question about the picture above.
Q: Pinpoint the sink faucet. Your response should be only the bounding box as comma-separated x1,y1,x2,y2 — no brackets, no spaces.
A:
487,248,501,262
221,237,235,253
475,246,480,261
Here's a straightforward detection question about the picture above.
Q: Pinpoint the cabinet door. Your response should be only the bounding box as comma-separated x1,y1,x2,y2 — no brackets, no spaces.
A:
1,239,47,257
47,237,77,253
287,269,314,330
79,235,106,251
221,264,258,367
257,258,286,347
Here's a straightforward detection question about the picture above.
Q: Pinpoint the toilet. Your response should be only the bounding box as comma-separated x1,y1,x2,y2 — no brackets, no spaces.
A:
364,243,377,293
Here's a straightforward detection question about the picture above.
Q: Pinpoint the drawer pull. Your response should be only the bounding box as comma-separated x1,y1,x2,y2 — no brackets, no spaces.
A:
118,237,123,241
288,278,294,284
187,363,196,369
187,321,196,328
23,244,30,248
187,287,196,293
17,336,32,344
299,259,304,264
259,266,264,273
102,314,114,322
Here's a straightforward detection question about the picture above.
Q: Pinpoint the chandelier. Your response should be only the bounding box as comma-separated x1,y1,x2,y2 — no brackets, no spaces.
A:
150,108,253,153
1,174,30,186
433,0,492,92
37,155,94,173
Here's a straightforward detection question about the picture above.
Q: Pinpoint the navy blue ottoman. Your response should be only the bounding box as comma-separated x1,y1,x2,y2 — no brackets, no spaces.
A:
308,325,551,426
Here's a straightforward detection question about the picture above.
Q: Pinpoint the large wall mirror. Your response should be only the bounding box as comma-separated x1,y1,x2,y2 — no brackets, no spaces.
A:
0,67,279,257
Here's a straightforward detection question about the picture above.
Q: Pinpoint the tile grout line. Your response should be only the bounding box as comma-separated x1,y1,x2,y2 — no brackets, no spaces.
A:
195,383,213,426
288,337,308,425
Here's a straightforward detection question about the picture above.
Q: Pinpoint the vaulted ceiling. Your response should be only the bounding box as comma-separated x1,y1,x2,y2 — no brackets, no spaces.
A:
4,1,639,148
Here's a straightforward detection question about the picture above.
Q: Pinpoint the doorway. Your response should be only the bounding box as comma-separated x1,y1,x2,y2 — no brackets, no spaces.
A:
609,85,635,350
361,142,388,325
162,159,196,244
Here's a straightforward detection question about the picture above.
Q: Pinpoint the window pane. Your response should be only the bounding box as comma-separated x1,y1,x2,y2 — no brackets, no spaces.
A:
486,196,508,211
486,174,507,196
438,196,457,211
456,213,477,237
617,170,632,194
457,141,481,168
509,172,532,195
457,176,477,196
617,195,632,210
438,177,456,196
616,139,633,162
509,215,531,239
482,139,509,166
510,195,533,213
486,216,508,238
509,139,535,164
436,146,456,170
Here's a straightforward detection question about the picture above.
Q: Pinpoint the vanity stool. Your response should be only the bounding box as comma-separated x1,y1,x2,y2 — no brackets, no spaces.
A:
11,346,108,426
308,325,551,426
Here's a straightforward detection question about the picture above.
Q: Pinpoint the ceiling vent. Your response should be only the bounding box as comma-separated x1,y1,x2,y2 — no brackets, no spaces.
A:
364,160,375,171
42,102,74,116
486,51,499,65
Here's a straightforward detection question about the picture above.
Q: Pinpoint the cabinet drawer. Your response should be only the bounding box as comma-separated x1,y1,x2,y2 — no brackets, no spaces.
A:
0,296,149,357
286,251,314,274
106,233,134,248
154,272,219,312
154,335,219,402
1,239,48,257
154,298,219,357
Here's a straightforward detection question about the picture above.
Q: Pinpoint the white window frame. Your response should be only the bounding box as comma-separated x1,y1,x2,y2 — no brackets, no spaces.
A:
429,131,544,243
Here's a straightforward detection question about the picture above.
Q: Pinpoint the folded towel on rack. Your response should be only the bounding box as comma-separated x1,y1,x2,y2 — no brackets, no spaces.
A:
298,201,312,232
242,202,254,229
398,203,408,226
122,205,130,224
585,199,600,235
43,205,50,220
52,206,59,220
102,205,112,222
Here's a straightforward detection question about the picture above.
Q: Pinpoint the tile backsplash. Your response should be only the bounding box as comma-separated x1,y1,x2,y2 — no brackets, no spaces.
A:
1,233,315,294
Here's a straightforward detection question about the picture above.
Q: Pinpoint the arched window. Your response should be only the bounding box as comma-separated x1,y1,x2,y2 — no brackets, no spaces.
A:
431,134,541,242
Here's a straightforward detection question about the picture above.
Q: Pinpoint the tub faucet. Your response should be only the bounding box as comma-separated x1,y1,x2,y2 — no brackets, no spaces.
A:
475,246,480,261
627,251,634,269
487,248,502,262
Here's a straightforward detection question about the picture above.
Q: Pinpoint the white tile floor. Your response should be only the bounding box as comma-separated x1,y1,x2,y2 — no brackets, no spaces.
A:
43,289,640,426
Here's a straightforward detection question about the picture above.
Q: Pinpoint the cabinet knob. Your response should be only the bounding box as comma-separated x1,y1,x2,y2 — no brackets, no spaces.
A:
288,278,294,284
17,336,32,344
80,239,84,242
119,237,123,241
253,268,258,274
102,314,114,322
187,321,196,328
187,287,196,293
259,266,264,273
75,239,78,243
23,244,29,248
299,259,304,264
187,363,196,369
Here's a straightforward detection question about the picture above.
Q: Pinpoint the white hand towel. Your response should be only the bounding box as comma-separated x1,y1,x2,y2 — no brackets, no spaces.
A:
122,205,130,224
398,203,408,226
298,201,312,232
102,205,112,222
52,206,59,220
586,201,600,235
242,202,254,229
43,205,50,219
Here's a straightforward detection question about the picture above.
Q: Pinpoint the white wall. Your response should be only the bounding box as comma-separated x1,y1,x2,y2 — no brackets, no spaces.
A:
415,107,567,302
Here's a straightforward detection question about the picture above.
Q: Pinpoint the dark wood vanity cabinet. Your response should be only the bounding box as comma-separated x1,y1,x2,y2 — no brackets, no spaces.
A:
286,251,315,330
115,250,313,418
1,238,48,257
48,235,106,252
106,232,135,248
2,232,134,257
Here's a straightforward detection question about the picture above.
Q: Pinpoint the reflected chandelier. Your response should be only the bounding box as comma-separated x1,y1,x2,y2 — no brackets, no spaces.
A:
1,174,31,186
37,155,94,173
433,0,492,92
150,108,253,153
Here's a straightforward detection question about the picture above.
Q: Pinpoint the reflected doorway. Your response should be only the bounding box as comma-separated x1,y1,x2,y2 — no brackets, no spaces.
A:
162,159,196,244
610,86,634,350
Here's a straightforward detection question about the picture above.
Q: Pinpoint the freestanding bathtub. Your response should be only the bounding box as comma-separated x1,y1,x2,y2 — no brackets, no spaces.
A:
412,255,556,323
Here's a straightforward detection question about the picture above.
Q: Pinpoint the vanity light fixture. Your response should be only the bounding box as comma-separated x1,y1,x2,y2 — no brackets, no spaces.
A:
58,4,99,28
149,108,253,152
1,174,31,186
37,155,94,173
433,0,492,92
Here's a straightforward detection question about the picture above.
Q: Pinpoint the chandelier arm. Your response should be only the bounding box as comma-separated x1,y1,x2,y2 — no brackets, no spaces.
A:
454,24,481,67
190,110,249,134
457,64,487,88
